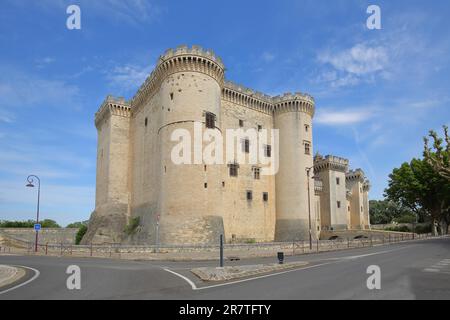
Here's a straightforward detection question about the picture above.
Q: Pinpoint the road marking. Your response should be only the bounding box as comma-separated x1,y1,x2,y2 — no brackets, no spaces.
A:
326,246,413,261
164,245,416,291
0,265,40,295
164,268,197,290
424,268,440,273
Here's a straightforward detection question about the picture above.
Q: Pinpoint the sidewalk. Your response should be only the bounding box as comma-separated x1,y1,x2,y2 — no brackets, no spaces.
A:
0,265,25,288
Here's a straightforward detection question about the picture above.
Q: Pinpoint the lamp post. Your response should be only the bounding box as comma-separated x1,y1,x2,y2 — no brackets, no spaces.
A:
306,166,315,250
26,175,40,252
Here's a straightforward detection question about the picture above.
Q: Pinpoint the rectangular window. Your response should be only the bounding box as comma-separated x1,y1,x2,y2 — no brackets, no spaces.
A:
229,163,239,177
263,192,268,202
337,201,341,208
258,125,262,131
204,183,207,189
239,119,244,127
264,145,272,157
246,190,253,201
336,177,340,185
205,112,216,129
304,141,311,155
253,167,261,180
242,138,250,153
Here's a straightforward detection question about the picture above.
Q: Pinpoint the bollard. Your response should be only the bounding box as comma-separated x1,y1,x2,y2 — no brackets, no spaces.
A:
277,252,284,264
219,234,224,268
45,244,48,255
316,239,319,252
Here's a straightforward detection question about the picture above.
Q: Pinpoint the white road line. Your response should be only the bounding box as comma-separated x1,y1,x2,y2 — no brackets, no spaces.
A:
424,268,440,273
0,265,40,295
326,246,413,261
163,268,197,290
194,261,338,291
164,245,416,291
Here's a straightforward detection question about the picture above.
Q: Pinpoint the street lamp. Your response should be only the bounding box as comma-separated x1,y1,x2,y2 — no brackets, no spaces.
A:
306,166,315,250
26,175,40,252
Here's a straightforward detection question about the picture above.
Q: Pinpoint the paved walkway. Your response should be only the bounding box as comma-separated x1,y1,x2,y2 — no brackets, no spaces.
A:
0,265,24,288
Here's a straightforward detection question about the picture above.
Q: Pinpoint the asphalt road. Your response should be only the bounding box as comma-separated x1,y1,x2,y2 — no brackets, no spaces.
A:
0,238,449,300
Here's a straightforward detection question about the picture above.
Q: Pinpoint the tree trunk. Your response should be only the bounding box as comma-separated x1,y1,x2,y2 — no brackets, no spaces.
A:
432,218,439,236
440,218,449,235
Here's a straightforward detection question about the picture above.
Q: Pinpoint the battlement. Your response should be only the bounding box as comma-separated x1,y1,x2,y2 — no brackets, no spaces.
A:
272,92,315,117
346,169,366,182
158,45,224,69
95,95,131,129
314,154,349,173
132,45,225,109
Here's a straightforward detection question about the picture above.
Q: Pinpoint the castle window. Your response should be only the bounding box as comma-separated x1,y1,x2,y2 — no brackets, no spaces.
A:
222,181,225,187
204,183,208,189
246,190,253,201
229,163,239,177
144,117,148,127
304,142,311,155
336,177,340,185
263,192,268,202
204,165,207,172
253,167,261,180
170,93,174,100
264,145,272,158
305,124,310,132
205,112,216,129
242,138,250,153
239,119,244,127
258,125,262,131
337,201,341,208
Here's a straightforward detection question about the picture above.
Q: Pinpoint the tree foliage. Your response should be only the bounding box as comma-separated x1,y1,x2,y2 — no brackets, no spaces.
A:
424,125,450,180
369,200,417,224
384,157,450,235
0,219,61,228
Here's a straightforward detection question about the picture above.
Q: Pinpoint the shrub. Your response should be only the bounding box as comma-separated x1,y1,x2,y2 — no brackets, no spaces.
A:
75,225,88,245
124,217,140,235
385,225,411,232
414,224,432,234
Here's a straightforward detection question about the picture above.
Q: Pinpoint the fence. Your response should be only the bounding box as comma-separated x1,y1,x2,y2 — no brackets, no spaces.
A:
0,232,444,260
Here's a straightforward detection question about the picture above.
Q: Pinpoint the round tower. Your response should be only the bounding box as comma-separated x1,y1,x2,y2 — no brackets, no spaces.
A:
156,45,225,244
273,93,316,242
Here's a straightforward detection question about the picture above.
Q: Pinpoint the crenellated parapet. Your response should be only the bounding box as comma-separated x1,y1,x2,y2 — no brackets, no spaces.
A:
95,95,131,129
314,155,349,173
346,169,366,183
223,81,274,115
272,92,315,117
131,45,225,110
362,180,371,192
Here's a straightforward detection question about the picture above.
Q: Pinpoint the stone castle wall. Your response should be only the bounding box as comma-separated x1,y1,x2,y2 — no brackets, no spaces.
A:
85,45,371,245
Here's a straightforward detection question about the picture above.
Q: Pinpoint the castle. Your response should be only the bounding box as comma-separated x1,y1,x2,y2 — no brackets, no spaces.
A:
82,45,371,245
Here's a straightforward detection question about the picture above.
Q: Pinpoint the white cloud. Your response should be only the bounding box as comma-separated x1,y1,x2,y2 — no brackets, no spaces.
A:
315,108,374,125
261,52,275,63
18,0,165,25
107,63,154,92
0,68,80,110
319,44,388,76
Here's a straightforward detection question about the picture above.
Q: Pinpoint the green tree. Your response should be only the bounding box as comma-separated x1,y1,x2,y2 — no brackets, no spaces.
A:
0,219,60,228
424,125,450,180
66,221,88,229
384,158,450,235
369,200,418,225
40,219,61,228
75,225,88,245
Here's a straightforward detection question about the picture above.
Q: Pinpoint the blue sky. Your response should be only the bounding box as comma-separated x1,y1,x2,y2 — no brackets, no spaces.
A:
0,0,449,226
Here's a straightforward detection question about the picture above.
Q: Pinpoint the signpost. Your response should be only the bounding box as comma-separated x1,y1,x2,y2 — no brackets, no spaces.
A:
34,224,41,231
